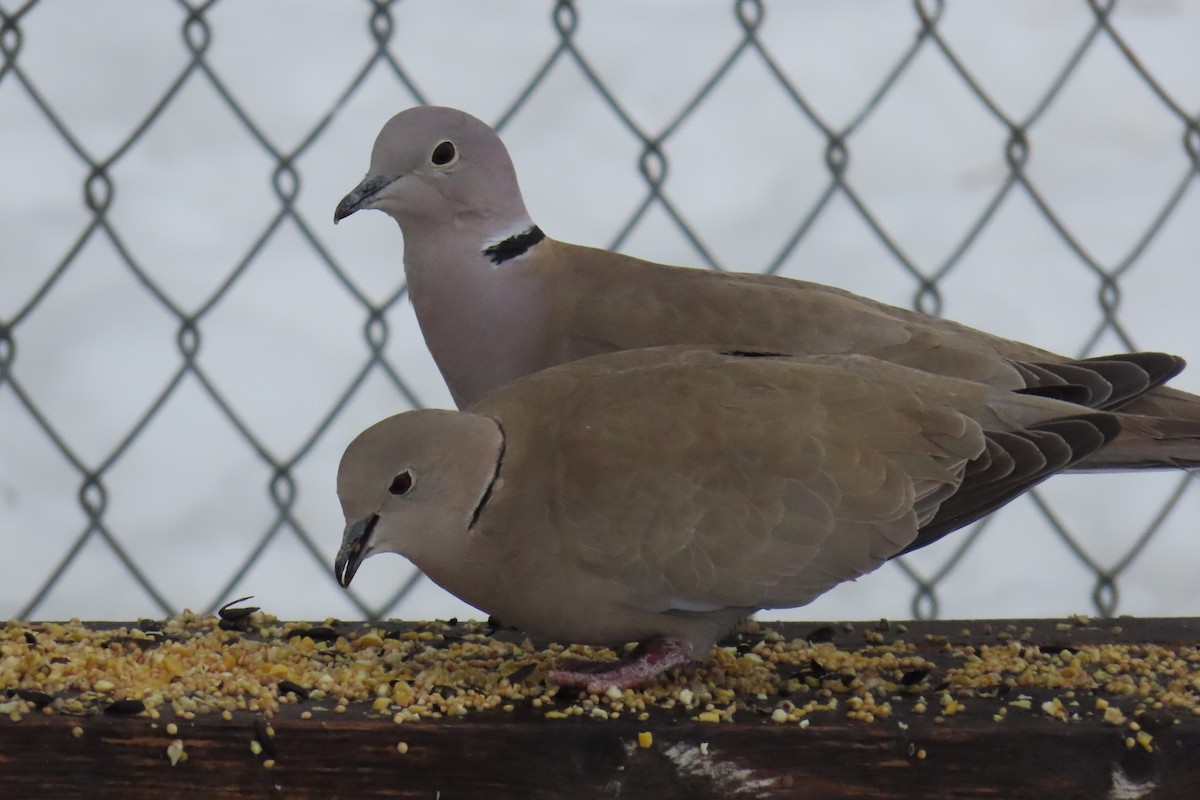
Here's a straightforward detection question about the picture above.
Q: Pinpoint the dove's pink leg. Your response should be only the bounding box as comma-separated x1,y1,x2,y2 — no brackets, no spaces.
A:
548,638,695,694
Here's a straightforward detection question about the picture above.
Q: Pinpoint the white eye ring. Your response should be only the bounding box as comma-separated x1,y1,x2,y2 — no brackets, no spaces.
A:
430,140,458,168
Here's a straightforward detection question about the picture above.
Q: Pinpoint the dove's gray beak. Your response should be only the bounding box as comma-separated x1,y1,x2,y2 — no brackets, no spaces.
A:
334,175,399,223
335,513,379,588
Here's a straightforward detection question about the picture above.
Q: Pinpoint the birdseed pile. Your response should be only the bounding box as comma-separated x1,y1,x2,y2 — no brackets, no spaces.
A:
3,610,1199,756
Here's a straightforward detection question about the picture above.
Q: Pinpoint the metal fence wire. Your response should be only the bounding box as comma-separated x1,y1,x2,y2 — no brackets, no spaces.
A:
2,0,1198,622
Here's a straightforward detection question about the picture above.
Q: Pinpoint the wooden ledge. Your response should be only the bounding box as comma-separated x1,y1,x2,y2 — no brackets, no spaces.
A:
3,617,1199,799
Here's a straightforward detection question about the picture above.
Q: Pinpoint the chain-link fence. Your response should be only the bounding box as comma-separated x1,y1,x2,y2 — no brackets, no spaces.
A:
3,0,1199,623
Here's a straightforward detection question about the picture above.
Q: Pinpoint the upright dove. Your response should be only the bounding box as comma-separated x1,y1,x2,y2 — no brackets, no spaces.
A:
334,346,1200,692
334,107,1200,472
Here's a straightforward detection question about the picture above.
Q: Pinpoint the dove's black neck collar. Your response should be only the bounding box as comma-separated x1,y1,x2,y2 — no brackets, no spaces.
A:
469,423,506,530
482,225,545,265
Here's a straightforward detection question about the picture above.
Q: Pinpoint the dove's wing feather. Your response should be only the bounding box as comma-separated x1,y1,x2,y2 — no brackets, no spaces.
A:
478,349,1115,618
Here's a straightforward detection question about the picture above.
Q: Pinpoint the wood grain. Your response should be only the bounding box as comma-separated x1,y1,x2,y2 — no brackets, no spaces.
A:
4,618,1198,799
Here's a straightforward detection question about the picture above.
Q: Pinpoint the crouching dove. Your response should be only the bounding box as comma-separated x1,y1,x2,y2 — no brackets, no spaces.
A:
334,346,1200,693
333,107,1200,473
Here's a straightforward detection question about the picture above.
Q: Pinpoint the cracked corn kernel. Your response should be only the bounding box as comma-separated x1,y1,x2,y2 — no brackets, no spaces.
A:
356,632,383,647
637,731,653,748
1041,698,1067,720
396,741,409,754
940,698,964,715
166,723,179,736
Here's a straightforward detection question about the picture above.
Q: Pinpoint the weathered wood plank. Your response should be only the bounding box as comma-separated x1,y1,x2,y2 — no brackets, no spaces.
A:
3,618,1199,799
10,702,1199,799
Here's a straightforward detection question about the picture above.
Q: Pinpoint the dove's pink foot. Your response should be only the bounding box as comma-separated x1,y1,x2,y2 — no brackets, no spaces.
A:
548,638,695,693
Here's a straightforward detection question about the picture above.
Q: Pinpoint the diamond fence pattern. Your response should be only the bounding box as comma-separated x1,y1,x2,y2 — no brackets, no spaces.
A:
1,0,1198,622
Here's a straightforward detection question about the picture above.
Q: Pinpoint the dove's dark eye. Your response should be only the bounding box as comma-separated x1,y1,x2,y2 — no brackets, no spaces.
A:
389,470,415,496
431,140,457,166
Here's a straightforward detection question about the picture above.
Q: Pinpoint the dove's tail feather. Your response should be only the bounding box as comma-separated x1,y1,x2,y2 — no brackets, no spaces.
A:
1016,356,1200,468
1120,384,1200,424
1014,352,1186,410
1067,414,1200,472
901,412,1122,557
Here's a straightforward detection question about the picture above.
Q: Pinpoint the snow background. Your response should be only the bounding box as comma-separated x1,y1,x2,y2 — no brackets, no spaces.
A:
2,0,1198,623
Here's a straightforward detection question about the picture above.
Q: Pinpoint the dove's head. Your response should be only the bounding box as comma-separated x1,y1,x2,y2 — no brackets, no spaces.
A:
333,106,532,235
334,409,504,588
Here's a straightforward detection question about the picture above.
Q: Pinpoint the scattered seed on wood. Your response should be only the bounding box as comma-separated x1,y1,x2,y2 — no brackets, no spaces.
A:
291,626,339,642
254,716,278,759
505,663,538,685
103,699,146,716
276,681,309,700
218,597,260,631
12,690,54,708
784,660,828,682
806,626,836,644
